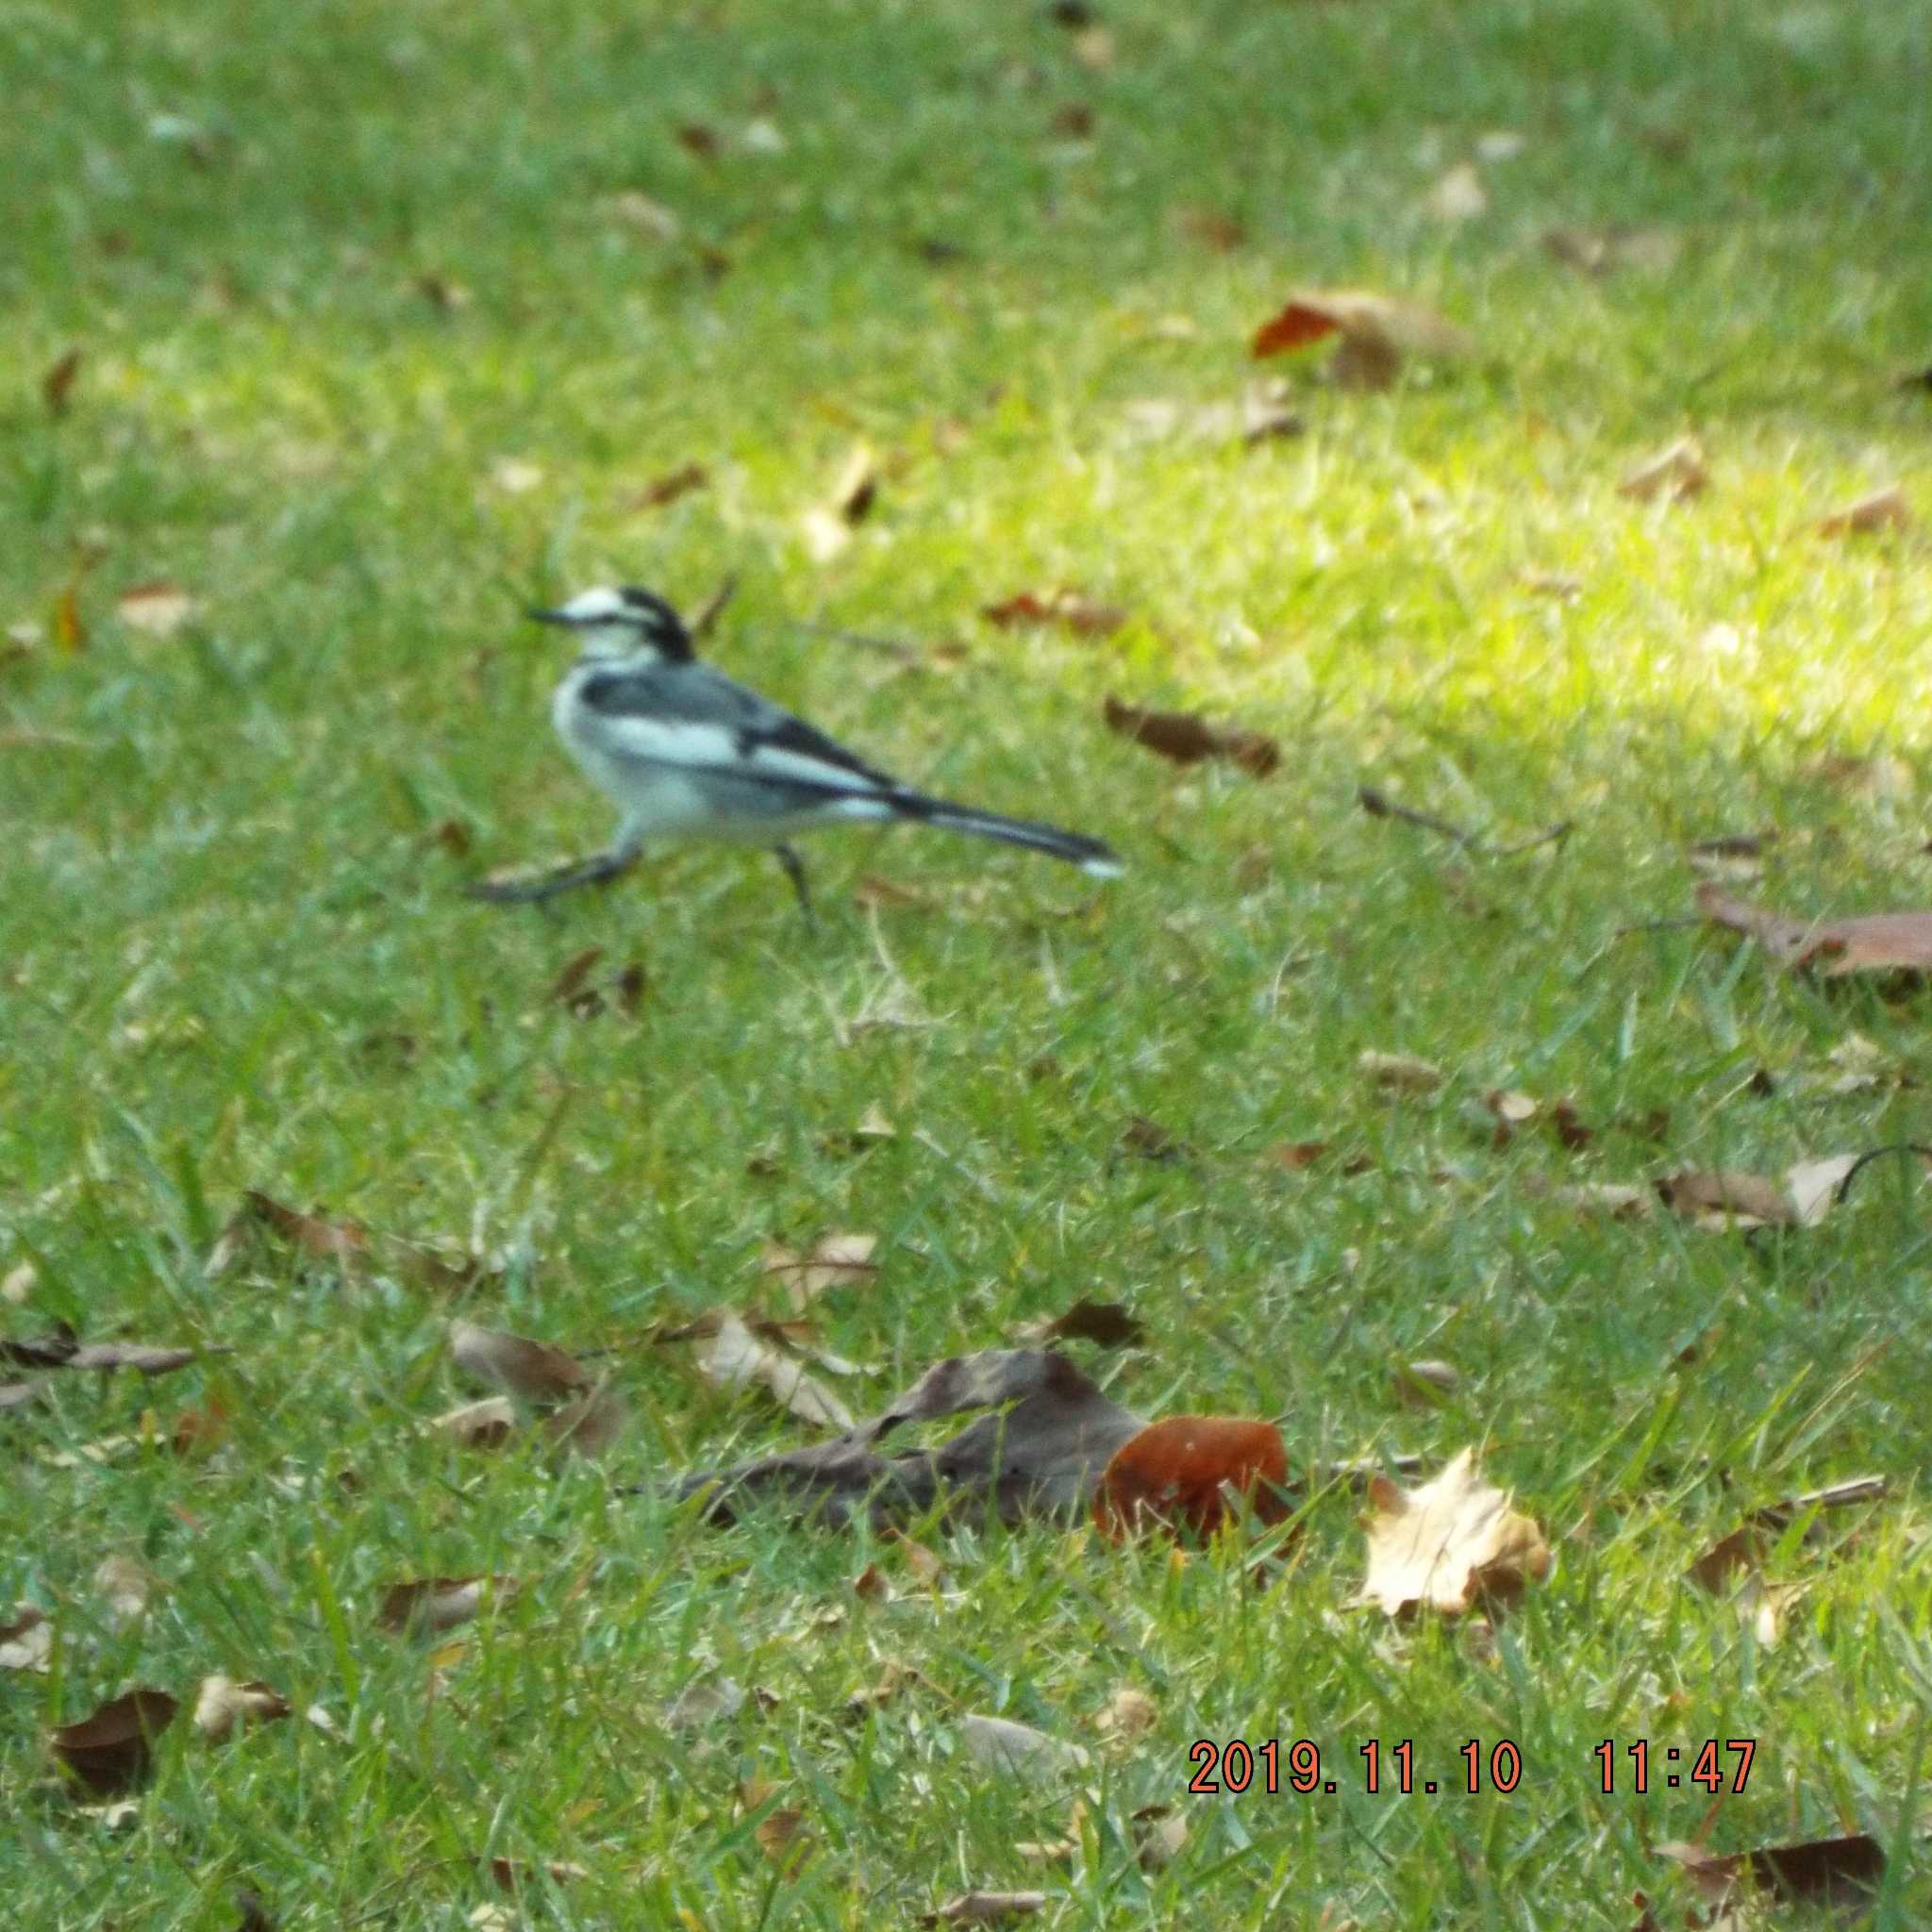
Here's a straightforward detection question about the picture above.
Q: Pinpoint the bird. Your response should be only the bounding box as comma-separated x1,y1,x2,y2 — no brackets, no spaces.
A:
467,585,1122,919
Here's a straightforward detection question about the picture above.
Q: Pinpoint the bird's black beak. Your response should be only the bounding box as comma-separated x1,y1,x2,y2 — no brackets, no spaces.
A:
526,607,576,626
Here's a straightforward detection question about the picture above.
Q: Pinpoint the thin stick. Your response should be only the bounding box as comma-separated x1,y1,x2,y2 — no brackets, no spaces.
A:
1357,785,1569,859
689,573,738,641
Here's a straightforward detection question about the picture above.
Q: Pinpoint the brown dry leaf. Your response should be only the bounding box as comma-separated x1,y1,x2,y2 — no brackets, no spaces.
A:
1423,161,1488,222
1014,1299,1143,1349
887,1528,946,1589
959,1712,1091,1780
546,944,604,1005
981,589,1128,639
1354,1448,1552,1617
633,461,708,509
413,273,471,313
1094,1416,1291,1541
675,121,720,159
192,1675,291,1742
1658,1832,1883,1908
448,1321,591,1403
1250,289,1472,391
375,1575,514,1635
479,1858,588,1896
1658,1154,1860,1231
682,1310,856,1429
852,1561,889,1603
1265,1140,1332,1171
853,873,936,910
1815,483,1911,537
751,1799,813,1871
170,1398,227,1457
829,442,877,523
662,1674,747,1730
53,583,86,652
115,582,196,638
1617,437,1707,503
676,1347,1144,1530
225,1191,369,1269
759,1230,879,1309
42,347,83,416
1095,1685,1158,1747
49,1688,178,1794
0,1605,53,1673
920,1896,1048,1927
1698,881,1932,976
544,1379,627,1460
1132,1804,1188,1871
93,1555,160,1628
1541,225,1679,275
67,1341,216,1374
431,1396,519,1450
600,191,682,240
1359,1049,1444,1095
1102,694,1278,775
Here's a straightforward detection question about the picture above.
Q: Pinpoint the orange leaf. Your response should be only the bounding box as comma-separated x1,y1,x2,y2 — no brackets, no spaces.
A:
1093,1415,1291,1540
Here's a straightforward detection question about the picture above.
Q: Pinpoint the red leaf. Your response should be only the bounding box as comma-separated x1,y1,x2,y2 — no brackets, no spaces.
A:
1093,1416,1291,1540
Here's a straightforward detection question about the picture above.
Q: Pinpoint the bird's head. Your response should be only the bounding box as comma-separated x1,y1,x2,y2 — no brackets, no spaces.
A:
528,585,694,663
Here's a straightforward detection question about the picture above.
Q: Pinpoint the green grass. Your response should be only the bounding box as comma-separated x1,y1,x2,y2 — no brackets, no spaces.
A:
5,0,1932,1923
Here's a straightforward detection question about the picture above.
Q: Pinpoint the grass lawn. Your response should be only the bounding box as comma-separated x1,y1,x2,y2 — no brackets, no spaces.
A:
6,0,1932,1923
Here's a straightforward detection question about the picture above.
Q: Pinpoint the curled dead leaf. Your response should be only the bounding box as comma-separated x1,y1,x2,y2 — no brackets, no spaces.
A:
1354,1448,1551,1617
958,1712,1090,1780
1658,1832,1883,1907
1815,483,1910,537
1013,1299,1143,1349
759,1230,879,1308
192,1675,291,1741
1250,289,1471,391
1698,881,1932,976
1617,437,1707,503
375,1575,514,1634
431,1396,518,1450
981,590,1128,639
1093,1416,1291,1541
448,1321,591,1402
49,1688,178,1794
1102,694,1278,774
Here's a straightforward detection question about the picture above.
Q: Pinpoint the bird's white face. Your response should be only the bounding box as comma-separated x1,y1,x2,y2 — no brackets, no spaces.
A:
530,585,691,662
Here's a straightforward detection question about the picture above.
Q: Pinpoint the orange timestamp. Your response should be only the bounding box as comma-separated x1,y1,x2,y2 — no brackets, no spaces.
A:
1185,1737,1757,1797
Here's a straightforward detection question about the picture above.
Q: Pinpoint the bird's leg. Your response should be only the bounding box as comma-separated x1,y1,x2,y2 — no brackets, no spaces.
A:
773,842,817,930
467,847,641,905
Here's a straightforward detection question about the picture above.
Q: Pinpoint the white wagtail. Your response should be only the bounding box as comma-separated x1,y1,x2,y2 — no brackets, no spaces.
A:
468,585,1122,916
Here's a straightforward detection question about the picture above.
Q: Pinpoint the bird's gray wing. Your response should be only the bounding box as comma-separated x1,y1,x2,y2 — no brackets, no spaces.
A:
575,662,900,795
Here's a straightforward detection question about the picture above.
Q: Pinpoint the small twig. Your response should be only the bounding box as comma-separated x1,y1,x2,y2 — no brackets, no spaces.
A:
792,618,924,665
1357,785,1569,859
689,573,738,641
1357,785,1478,849
1831,1142,1932,1208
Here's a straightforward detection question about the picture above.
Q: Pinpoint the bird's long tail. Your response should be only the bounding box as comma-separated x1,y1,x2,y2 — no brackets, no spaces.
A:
891,793,1123,878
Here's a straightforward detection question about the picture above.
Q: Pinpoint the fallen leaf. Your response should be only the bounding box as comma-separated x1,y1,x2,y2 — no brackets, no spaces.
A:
675,122,720,160
192,1675,291,1741
1658,1153,1861,1230
662,1675,746,1730
49,1689,178,1794
92,1555,159,1628
1354,1448,1552,1616
1250,289,1472,391
959,1712,1091,1780
920,1896,1048,1926
675,1347,1144,1530
1132,1803,1188,1870
752,1802,813,1870
42,348,83,417
226,1191,368,1268
680,1310,856,1429
66,1341,216,1374
431,1396,519,1450
1618,437,1707,503
1541,226,1680,275
1423,161,1487,222
479,1858,589,1895
413,273,471,313
1659,1833,1883,1907
53,583,86,652
546,945,604,1006
448,1321,591,1402
1102,694,1278,774
1095,1686,1158,1746
1265,1140,1332,1171
759,1230,879,1309
599,192,682,240
234,1889,277,1932
1120,1114,1186,1162
852,1561,889,1603
982,589,1128,639
544,1378,627,1459
375,1575,514,1634
632,461,708,509
115,583,196,638
1359,1049,1443,1094
0,1605,52,1672
1815,483,1911,537
1014,1299,1143,1349
1094,1416,1291,1540
888,1528,946,1588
